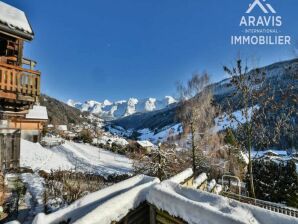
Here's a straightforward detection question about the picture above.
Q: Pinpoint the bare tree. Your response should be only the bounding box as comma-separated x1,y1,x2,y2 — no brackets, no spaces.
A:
133,143,183,180
177,73,218,175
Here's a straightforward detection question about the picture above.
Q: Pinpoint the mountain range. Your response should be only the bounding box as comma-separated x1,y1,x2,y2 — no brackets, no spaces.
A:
67,96,177,120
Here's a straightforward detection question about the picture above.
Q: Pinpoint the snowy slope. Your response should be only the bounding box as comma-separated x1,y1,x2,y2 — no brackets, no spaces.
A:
138,123,182,143
20,139,132,177
67,96,177,120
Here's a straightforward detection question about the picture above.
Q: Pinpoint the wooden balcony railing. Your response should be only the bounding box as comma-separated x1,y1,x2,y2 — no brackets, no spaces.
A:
0,62,40,102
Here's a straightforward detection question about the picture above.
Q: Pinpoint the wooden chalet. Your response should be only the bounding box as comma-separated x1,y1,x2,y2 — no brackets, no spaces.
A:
0,2,44,169
0,1,40,111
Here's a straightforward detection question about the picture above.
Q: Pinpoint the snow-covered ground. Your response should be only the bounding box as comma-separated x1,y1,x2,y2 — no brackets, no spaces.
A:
138,123,182,143
21,173,45,223
20,139,132,178
214,106,259,132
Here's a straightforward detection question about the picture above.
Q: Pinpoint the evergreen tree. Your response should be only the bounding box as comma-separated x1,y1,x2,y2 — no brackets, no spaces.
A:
252,159,298,208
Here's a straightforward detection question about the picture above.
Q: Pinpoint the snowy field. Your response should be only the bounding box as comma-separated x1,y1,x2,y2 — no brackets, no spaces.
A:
20,139,132,178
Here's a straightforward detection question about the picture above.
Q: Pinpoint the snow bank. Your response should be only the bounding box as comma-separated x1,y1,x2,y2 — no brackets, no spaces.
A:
32,175,159,224
20,139,74,171
20,139,132,177
193,173,207,188
168,168,193,184
147,181,297,224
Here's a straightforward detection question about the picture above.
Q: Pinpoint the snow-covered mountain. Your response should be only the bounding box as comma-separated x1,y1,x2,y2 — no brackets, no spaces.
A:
67,96,177,120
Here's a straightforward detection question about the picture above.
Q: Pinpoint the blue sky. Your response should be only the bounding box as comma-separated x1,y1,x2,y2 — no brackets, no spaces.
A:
4,0,298,102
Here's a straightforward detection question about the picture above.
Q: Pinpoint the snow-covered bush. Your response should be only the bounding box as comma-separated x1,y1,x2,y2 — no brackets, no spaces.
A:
133,143,187,181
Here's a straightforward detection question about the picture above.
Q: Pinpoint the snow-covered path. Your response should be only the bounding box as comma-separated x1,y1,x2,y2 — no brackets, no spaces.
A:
20,140,132,178
20,173,45,224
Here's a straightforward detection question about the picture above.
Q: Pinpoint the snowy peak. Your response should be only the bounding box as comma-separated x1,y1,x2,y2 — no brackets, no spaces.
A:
67,96,177,120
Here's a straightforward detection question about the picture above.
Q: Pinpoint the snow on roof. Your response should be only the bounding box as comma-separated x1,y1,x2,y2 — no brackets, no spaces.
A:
96,135,129,146
168,168,193,184
0,1,33,39
26,106,48,120
193,172,207,188
32,175,159,224
137,140,154,148
57,125,67,131
252,150,288,159
147,181,297,224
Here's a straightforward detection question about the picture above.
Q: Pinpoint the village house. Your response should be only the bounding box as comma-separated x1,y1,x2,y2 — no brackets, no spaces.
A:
136,140,155,152
5,105,48,142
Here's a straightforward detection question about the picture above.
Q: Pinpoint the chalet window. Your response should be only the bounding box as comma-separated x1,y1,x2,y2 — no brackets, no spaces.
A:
0,38,7,56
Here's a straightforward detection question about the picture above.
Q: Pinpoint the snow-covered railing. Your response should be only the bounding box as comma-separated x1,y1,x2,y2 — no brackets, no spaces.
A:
32,175,159,224
168,168,193,184
222,191,298,218
147,181,297,224
193,172,207,189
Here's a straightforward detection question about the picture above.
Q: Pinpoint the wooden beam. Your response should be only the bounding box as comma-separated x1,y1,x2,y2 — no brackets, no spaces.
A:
0,91,16,100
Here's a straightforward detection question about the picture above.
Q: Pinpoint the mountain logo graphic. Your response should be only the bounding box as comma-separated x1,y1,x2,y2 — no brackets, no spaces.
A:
246,0,276,14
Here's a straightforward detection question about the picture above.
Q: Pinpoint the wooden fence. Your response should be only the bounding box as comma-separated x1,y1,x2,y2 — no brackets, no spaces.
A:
0,129,21,170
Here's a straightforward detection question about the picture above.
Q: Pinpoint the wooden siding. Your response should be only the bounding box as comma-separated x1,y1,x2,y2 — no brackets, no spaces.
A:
9,119,44,131
112,203,187,224
112,203,150,224
150,204,187,224
0,129,20,170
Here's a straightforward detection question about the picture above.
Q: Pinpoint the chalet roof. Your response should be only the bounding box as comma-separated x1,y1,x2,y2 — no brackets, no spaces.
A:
26,106,48,120
137,140,154,148
0,1,34,40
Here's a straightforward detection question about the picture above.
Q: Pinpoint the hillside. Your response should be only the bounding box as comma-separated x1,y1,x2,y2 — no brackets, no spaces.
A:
110,58,298,146
40,94,87,125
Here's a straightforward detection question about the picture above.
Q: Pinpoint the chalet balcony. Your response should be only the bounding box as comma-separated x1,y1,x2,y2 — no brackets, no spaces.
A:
0,61,40,110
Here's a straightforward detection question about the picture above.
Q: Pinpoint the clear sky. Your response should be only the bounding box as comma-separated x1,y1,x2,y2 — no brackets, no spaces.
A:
4,0,298,102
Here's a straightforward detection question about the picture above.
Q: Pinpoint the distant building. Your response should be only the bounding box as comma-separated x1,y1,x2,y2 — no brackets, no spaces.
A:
137,140,154,152
8,105,48,142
